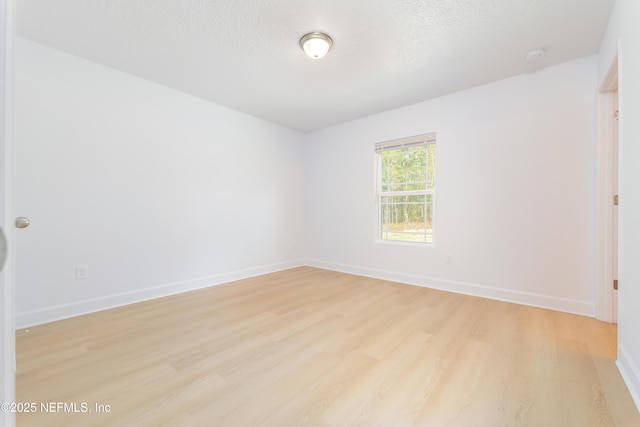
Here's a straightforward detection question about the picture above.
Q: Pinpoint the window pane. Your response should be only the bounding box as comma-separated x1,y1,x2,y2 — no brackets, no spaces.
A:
380,194,433,243
380,145,427,192
426,144,436,190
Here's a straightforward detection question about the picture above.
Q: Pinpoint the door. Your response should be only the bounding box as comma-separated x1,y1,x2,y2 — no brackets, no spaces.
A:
598,55,619,325
1,0,16,425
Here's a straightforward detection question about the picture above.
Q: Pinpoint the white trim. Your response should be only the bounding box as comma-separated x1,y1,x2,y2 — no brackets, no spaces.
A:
617,343,640,413
599,54,618,92
15,259,305,329
596,91,616,322
375,239,435,248
374,132,436,151
305,258,595,317
596,53,619,323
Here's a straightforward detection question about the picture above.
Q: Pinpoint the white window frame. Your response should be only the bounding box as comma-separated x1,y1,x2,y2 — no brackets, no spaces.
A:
374,133,436,246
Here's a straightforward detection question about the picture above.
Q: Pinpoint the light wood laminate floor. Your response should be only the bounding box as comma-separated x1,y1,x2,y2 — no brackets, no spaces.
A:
16,267,640,426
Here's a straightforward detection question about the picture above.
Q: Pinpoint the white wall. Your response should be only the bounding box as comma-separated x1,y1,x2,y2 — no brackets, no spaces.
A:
14,39,604,331
305,55,598,316
599,0,640,410
14,38,306,327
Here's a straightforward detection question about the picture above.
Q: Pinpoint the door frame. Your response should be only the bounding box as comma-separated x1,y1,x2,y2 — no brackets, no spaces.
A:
596,54,619,324
0,0,15,425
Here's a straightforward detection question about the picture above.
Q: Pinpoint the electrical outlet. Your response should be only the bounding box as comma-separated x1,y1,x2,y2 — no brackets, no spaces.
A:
76,265,88,280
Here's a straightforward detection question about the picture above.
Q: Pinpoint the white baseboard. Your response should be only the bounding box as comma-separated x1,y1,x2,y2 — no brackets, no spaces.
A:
305,259,595,317
15,259,305,329
17,258,597,329
617,343,640,413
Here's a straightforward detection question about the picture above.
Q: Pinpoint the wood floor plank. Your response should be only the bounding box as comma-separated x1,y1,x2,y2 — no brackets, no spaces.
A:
15,267,640,426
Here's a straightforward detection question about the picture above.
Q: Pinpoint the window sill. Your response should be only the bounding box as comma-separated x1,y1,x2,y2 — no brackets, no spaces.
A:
375,239,435,248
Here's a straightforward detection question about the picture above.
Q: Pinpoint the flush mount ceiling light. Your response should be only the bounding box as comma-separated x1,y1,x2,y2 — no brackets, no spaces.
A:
300,32,333,59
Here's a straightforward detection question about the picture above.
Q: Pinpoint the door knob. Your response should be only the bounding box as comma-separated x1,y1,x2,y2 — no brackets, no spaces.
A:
15,217,30,229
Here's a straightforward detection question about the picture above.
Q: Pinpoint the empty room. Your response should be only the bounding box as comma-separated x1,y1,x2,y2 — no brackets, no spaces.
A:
1,0,640,426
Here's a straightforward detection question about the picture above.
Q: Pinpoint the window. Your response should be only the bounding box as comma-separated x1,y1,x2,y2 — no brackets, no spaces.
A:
375,133,436,244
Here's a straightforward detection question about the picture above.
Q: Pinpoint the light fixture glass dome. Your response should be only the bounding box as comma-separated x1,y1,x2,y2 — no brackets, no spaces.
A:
300,32,333,59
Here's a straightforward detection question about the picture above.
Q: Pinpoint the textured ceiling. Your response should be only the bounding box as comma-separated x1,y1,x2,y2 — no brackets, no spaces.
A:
17,0,615,132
